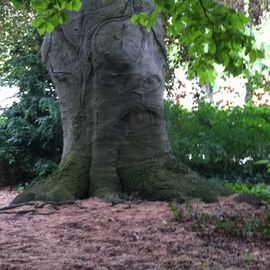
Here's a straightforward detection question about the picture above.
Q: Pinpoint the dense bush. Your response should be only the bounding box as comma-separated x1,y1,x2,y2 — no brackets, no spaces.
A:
165,101,270,181
0,23,62,187
0,96,62,186
225,182,270,203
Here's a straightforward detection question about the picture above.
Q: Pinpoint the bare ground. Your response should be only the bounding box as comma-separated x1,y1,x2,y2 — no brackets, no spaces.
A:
0,188,270,270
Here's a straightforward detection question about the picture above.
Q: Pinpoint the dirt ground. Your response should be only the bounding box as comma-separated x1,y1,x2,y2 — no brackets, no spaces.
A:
0,188,270,270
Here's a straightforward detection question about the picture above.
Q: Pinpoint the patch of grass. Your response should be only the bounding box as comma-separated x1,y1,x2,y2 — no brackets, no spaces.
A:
170,201,185,221
170,202,270,239
16,182,29,193
213,213,270,239
225,182,270,203
242,252,256,263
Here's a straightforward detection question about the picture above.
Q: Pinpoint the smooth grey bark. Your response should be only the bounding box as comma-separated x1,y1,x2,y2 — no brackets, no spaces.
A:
12,0,226,204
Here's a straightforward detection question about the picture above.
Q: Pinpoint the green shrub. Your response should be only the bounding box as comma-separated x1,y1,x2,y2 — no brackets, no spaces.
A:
0,96,62,186
0,25,62,187
225,182,270,203
165,101,270,181
256,159,270,174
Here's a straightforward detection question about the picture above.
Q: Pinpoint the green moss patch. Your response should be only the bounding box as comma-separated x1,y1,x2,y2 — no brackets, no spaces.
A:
119,158,229,203
11,151,90,204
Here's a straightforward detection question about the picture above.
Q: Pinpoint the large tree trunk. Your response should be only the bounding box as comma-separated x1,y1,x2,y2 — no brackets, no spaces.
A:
12,0,226,204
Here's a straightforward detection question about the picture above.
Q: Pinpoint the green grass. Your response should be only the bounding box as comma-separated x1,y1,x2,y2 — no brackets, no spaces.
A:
171,202,270,239
225,182,270,203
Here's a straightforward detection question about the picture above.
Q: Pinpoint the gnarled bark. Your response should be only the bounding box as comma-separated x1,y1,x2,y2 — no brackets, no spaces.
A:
12,0,226,205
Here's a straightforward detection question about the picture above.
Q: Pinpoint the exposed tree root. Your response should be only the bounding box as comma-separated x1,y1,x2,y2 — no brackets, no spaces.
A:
0,200,75,211
0,200,79,216
11,156,230,205
0,210,55,215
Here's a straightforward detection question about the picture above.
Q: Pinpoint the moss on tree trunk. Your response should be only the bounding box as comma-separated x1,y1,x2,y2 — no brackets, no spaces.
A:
119,158,229,203
12,151,90,204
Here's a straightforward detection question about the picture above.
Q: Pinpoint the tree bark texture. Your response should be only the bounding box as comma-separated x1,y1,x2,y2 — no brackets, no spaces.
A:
12,0,226,204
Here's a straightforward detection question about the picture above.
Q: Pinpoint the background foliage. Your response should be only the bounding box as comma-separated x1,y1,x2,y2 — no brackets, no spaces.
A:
165,101,270,181
0,7,62,186
0,96,62,186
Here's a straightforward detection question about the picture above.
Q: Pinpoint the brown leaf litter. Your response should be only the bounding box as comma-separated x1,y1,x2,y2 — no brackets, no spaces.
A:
0,187,269,270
